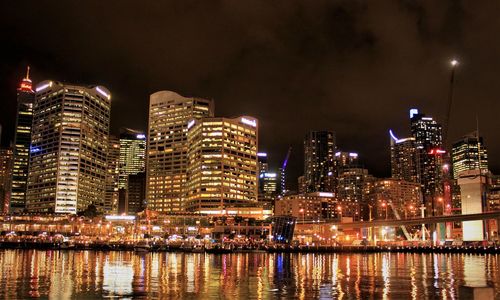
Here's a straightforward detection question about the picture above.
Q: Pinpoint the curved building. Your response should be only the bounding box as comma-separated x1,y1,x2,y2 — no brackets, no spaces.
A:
146,91,214,212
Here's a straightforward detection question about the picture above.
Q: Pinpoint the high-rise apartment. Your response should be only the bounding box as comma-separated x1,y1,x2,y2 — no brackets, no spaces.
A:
26,81,111,213
389,130,419,183
10,67,35,212
451,132,488,179
185,116,258,213
410,109,444,200
146,91,214,212
303,131,335,192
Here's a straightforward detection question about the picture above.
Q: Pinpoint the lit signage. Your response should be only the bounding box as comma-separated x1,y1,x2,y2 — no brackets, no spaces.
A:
409,108,419,118
30,146,41,153
335,152,341,156
318,192,334,197
136,134,146,139
187,120,195,129
257,152,267,157
349,153,358,157
96,86,111,100
241,117,257,127
105,215,136,221
264,173,277,178
35,81,53,92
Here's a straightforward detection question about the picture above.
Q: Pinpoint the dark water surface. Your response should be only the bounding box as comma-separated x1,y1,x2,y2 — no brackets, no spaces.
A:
0,250,498,299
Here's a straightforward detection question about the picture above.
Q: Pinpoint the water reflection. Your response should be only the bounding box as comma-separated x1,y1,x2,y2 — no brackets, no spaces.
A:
0,250,497,299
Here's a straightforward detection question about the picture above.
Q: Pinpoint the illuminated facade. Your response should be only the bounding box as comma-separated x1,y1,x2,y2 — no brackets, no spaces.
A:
389,132,419,183
146,91,214,212
105,136,120,213
26,81,111,214
10,67,35,212
458,170,486,241
410,109,444,201
274,192,336,221
118,128,146,189
368,179,421,220
336,167,369,221
304,131,335,192
0,147,13,214
185,116,258,214
451,132,488,179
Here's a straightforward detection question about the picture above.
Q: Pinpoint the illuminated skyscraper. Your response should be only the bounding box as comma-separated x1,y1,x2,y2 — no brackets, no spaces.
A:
10,67,35,212
389,131,419,183
304,131,335,192
409,109,444,205
105,136,120,214
27,81,111,213
451,132,488,179
146,91,214,212
119,128,146,189
185,116,258,213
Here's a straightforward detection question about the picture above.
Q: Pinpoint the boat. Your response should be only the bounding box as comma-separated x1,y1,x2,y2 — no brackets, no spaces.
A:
134,240,151,252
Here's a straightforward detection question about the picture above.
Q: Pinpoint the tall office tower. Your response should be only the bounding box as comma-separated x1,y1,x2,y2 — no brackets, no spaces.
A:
304,131,335,192
451,132,488,179
27,81,111,214
185,116,258,213
146,91,214,212
10,67,35,212
104,136,120,214
118,128,146,189
0,147,13,213
409,109,444,205
389,130,419,183
337,167,369,221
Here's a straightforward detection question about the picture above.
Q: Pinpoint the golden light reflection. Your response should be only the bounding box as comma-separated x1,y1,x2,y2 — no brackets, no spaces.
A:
0,251,496,298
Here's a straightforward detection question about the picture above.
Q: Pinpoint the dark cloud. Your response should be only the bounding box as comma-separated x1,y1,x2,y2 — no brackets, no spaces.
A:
1,0,500,190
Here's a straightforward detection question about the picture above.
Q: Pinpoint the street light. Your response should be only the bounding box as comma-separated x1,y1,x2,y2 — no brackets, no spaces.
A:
337,206,342,222
381,202,388,220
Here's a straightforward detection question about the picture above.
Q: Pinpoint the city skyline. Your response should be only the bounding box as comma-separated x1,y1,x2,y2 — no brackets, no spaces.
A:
2,2,500,189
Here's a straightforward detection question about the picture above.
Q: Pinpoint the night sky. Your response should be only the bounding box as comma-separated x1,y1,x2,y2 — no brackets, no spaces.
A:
1,1,500,189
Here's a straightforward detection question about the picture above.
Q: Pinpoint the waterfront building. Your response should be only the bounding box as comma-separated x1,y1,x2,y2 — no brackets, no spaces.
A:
274,192,336,221
10,67,35,212
146,91,214,212
451,132,488,179
185,116,258,214
389,131,419,183
303,131,335,192
104,136,120,214
118,128,146,189
26,81,111,214
0,147,13,214
368,179,421,220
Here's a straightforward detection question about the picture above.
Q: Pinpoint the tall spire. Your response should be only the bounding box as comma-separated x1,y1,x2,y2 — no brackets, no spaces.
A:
18,66,34,93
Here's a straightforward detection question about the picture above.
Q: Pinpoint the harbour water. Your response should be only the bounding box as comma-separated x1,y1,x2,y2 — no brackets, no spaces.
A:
0,250,498,299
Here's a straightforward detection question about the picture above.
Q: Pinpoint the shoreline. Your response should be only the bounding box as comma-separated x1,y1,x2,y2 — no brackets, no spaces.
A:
1,242,498,254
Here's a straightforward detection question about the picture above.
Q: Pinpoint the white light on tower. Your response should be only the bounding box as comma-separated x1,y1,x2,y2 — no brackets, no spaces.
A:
450,59,459,67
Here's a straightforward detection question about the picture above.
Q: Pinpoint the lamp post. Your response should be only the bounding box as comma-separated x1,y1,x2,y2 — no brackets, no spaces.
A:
337,206,342,222
299,208,305,224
